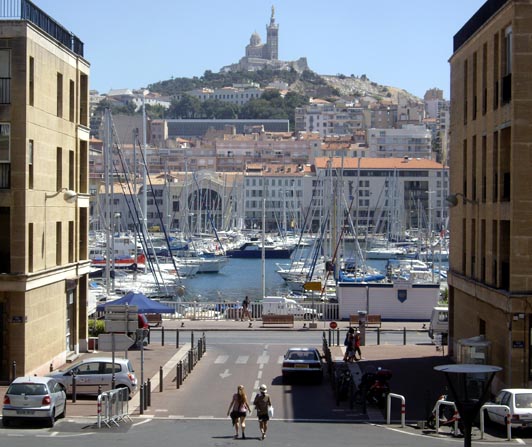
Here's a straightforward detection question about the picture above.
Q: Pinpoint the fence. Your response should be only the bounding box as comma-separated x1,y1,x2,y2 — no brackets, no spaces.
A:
159,300,340,321
97,387,131,428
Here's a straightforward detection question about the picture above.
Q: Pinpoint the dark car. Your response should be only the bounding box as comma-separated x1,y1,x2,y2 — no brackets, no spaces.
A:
282,347,323,384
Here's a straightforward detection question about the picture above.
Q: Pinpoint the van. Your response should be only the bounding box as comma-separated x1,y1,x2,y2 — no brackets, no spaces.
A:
428,306,448,343
261,296,320,320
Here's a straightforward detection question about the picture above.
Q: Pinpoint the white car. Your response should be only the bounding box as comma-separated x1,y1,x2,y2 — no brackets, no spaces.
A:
487,388,532,428
2,376,66,427
48,356,138,397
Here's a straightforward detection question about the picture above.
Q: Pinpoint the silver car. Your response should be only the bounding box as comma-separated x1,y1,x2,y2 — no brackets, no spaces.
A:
48,356,137,397
2,376,66,427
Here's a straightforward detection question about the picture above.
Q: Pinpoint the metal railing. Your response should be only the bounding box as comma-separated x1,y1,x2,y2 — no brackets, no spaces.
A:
0,0,84,57
159,300,340,321
97,387,131,428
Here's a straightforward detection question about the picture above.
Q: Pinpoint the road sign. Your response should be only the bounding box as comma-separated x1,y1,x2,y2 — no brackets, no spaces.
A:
98,333,134,351
329,321,338,329
303,281,321,291
104,305,138,333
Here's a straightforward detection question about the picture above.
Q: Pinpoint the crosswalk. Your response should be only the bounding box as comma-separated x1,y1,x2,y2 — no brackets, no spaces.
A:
213,354,284,365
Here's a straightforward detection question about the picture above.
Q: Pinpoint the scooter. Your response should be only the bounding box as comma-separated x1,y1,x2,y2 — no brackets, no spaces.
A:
357,366,392,408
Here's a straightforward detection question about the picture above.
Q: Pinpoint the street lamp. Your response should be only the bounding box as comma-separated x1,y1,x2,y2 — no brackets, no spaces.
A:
434,364,501,447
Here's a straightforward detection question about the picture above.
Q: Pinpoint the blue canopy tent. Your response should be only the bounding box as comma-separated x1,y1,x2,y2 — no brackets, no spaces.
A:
96,291,175,314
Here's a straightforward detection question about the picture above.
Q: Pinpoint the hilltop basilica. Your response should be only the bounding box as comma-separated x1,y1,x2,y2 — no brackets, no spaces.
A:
221,6,308,73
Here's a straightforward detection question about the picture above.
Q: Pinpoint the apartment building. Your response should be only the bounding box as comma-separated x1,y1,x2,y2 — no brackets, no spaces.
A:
0,1,91,378
314,157,448,238
448,0,532,388
294,100,367,136
367,125,433,159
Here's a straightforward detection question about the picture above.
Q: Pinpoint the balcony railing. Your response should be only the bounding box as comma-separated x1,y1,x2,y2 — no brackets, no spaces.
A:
0,0,84,57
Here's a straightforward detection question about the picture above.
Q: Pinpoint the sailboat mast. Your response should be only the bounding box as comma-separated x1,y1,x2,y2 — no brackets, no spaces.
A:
141,92,148,239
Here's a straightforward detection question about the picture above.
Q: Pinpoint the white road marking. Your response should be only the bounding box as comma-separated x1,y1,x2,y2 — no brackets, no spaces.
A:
257,355,270,364
214,355,229,364
235,355,249,364
257,370,263,379
132,419,152,427
219,369,232,379
277,355,284,364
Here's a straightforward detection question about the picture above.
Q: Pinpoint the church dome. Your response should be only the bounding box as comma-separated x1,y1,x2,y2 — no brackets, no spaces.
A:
249,31,261,46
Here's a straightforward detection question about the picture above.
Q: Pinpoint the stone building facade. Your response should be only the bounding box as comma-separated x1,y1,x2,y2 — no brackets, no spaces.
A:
448,0,532,389
0,2,91,379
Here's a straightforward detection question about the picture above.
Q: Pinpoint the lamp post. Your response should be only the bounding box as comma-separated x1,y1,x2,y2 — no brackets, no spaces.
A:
434,364,501,447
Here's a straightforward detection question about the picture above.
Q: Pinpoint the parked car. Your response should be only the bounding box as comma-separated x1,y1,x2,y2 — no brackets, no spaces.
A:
281,347,323,384
48,356,137,397
2,376,66,427
487,388,532,428
262,296,322,320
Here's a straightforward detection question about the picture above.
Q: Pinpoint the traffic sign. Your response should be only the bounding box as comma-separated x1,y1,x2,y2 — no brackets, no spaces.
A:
329,321,338,329
104,305,138,333
98,333,134,351
303,281,321,291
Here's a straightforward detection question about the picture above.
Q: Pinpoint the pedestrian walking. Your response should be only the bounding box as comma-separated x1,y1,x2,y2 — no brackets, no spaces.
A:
227,385,251,439
343,327,355,362
353,330,362,361
253,384,272,440
241,295,252,321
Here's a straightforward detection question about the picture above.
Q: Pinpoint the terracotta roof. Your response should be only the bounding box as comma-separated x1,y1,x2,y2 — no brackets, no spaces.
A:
314,157,446,170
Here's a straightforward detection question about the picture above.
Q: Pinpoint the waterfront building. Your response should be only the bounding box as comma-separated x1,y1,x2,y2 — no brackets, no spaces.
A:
314,157,448,239
367,124,433,159
0,1,90,378
448,0,532,389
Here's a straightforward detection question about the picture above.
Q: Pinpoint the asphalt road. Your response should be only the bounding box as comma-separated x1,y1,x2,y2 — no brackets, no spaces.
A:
0,329,529,446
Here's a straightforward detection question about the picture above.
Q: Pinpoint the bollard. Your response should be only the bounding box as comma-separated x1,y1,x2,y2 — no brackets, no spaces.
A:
72,373,77,403
328,329,331,346
176,328,179,348
176,363,181,389
161,326,165,346
11,360,16,381
147,329,151,345
139,383,144,415
147,378,151,407
403,327,407,345
377,328,381,345
203,332,206,353
188,350,193,373
336,328,340,346
198,339,202,360
191,331,194,349
143,382,148,410
159,366,163,392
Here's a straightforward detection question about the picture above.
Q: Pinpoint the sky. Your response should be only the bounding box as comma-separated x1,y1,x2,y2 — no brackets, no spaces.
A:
34,0,487,99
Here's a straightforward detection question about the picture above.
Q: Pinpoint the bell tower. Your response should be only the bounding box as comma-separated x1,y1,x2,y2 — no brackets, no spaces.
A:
265,6,278,60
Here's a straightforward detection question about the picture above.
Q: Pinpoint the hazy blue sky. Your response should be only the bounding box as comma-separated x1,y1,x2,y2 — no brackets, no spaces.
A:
34,0,486,99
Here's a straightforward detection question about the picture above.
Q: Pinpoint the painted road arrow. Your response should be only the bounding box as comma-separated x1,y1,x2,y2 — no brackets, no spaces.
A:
219,369,231,379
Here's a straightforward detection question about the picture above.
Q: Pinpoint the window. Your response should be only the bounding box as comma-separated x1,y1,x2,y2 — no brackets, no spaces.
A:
28,140,34,189
56,147,62,191
0,49,10,104
0,123,10,162
69,80,75,122
56,221,62,265
29,56,34,106
57,73,63,117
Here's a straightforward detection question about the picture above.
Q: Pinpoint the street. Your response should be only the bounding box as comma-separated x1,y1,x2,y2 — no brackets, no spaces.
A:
0,328,529,445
